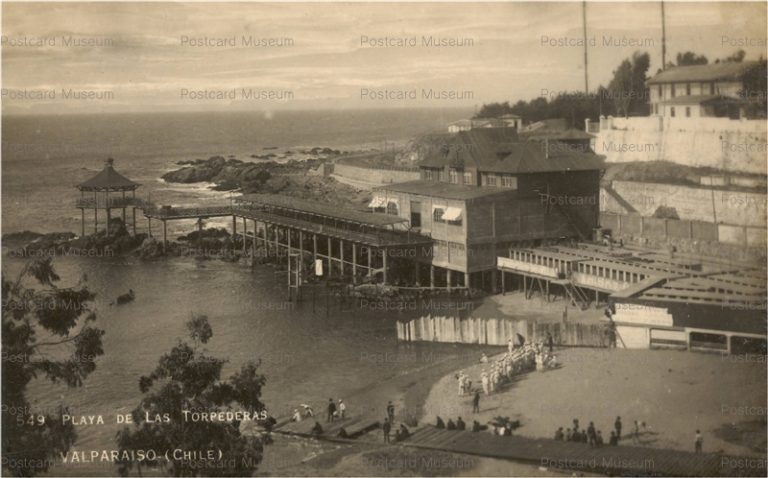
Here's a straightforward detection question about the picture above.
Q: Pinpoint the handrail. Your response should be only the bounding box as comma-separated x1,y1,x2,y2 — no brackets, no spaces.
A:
75,197,146,208
137,203,431,247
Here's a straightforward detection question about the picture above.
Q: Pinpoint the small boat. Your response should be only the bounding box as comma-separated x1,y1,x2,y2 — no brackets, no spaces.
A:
113,289,135,306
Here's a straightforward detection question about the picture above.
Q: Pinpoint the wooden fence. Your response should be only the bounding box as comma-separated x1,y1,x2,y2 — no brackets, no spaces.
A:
396,315,607,347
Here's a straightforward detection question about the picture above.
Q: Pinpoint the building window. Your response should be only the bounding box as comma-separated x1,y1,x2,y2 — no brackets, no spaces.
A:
686,83,691,95
500,175,518,189
424,169,434,181
449,168,460,184
386,201,398,215
670,107,676,117
410,201,421,228
671,84,676,97
653,104,658,115
463,171,473,185
685,107,691,117
433,208,445,223
657,85,662,98
710,82,715,95
484,173,497,186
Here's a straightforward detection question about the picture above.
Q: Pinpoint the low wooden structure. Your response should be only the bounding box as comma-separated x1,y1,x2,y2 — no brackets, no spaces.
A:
397,315,607,348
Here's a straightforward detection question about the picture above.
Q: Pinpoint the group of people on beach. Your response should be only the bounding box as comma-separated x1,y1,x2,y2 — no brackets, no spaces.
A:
291,398,347,431
459,339,555,401
382,401,411,443
436,415,488,433
553,416,647,448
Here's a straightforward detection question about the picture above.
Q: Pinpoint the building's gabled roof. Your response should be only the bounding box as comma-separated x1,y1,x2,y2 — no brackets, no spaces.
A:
420,127,604,174
77,159,140,191
522,118,569,132
647,61,761,85
449,119,473,126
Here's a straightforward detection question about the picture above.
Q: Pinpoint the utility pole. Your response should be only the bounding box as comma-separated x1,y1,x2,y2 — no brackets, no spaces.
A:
582,0,589,94
661,0,667,69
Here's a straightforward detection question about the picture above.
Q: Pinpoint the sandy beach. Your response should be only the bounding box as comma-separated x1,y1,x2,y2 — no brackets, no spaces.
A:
422,347,767,458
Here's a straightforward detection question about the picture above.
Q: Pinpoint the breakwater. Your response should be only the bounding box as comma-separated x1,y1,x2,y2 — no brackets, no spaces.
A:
396,315,607,347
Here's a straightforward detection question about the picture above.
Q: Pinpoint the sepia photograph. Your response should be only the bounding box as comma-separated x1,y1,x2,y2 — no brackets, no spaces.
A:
1,1,766,476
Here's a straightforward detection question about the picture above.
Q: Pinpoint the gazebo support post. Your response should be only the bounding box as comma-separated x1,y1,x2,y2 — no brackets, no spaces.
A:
106,189,111,235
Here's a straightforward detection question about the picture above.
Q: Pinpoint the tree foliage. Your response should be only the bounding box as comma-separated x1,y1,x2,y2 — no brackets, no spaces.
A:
716,49,746,63
2,258,105,477
740,58,768,118
675,51,709,66
115,315,267,477
474,52,651,127
607,52,651,117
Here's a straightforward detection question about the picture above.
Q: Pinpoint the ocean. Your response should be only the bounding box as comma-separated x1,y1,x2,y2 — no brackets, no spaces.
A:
1,108,478,475
2,108,469,234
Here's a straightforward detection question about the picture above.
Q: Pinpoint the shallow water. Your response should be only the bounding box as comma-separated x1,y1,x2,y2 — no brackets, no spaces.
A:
5,253,473,459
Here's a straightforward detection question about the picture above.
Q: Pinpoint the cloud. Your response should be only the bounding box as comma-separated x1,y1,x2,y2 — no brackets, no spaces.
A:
2,2,765,114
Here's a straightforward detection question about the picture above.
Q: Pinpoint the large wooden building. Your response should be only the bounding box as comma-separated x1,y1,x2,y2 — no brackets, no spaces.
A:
372,128,605,290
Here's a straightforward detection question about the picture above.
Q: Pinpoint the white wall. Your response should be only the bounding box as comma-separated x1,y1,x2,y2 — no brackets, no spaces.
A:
601,180,767,228
595,117,767,174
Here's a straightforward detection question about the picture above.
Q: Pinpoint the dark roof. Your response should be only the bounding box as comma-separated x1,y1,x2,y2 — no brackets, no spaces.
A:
378,180,516,201
77,159,140,190
235,193,408,227
647,61,761,84
522,118,569,132
419,128,604,174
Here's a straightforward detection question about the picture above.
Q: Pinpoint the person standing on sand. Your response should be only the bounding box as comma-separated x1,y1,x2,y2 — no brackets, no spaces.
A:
383,418,391,443
695,429,703,453
472,390,481,413
327,398,336,423
546,332,554,354
338,399,346,419
508,338,514,354
614,416,622,439
587,421,596,447
386,401,395,423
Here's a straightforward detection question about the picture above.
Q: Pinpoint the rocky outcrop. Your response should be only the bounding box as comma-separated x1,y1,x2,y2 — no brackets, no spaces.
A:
161,156,372,209
162,156,317,190
5,219,146,259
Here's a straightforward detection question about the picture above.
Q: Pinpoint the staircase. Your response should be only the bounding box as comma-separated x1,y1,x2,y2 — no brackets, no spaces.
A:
562,279,590,310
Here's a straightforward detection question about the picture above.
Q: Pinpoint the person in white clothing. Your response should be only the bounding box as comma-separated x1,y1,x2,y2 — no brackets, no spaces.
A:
338,399,346,419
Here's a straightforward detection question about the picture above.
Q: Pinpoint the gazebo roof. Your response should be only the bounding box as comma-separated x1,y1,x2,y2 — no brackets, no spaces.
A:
77,159,140,191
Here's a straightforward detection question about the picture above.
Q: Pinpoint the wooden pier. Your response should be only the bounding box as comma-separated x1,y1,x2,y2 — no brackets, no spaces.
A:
139,194,435,287
401,426,765,477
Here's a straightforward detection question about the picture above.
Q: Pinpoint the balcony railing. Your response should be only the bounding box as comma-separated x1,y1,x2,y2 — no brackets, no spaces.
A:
75,197,145,208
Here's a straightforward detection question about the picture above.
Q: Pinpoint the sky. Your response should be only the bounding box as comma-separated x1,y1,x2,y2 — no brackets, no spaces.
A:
1,1,766,114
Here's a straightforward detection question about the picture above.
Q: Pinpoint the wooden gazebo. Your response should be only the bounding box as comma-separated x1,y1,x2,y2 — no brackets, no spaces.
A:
76,158,141,236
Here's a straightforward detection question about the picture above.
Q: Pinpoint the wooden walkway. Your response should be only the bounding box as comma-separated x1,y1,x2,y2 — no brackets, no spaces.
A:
273,414,381,441
401,426,765,477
